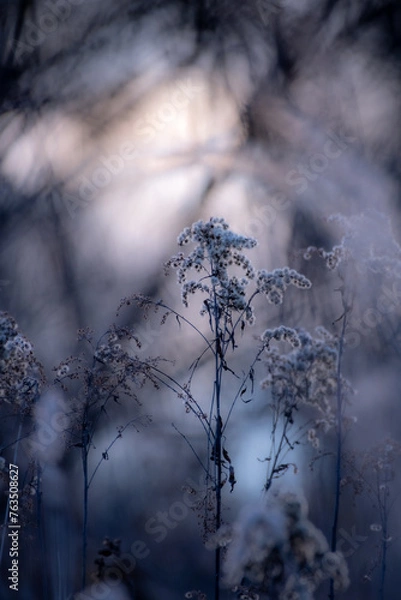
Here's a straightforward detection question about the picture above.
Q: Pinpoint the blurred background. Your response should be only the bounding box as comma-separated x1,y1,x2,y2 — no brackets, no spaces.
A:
0,0,401,598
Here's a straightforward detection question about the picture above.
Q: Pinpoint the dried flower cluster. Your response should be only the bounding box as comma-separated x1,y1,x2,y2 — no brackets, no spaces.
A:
222,493,349,599
303,245,347,271
261,326,301,349
165,217,257,322
165,217,311,326
256,268,311,305
0,311,44,413
53,326,158,452
260,327,352,442
304,210,401,279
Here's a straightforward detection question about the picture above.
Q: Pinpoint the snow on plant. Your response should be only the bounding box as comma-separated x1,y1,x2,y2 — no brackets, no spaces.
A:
221,493,349,600
165,217,311,325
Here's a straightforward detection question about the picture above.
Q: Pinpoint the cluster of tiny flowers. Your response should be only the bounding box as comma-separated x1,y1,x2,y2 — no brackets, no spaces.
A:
303,245,346,271
0,312,43,413
261,326,301,348
261,328,349,434
91,329,160,395
181,280,210,308
165,217,257,320
256,268,311,305
94,341,124,364
316,210,401,278
223,494,349,599
54,328,161,445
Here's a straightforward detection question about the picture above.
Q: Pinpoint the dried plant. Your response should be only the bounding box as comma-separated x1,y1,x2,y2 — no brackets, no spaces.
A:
260,326,353,494
119,217,314,599
342,437,401,598
0,311,44,416
53,324,155,589
362,437,401,599
302,208,401,598
7,212,401,600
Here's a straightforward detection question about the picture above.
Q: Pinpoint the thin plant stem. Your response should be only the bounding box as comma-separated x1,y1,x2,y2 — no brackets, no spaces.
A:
264,405,291,493
212,278,224,600
222,349,262,434
329,308,347,600
214,335,223,600
379,472,389,600
172,423,210,477
81,405,90,590
147,364,213,440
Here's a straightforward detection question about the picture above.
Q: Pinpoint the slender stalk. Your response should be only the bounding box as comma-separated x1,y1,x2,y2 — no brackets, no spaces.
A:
223,348,263,434
213,315,223,600
379,474,388,600
329,309,347,600
81,412,90,590
379,523,387,599
264,406,291,493
172,423,210,477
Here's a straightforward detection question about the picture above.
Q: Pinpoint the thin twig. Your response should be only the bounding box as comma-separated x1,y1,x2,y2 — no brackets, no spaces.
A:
171,423,209,477
329,304,347,600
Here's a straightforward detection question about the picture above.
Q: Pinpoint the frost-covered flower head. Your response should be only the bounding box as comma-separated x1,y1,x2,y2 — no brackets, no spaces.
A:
0,312,43,413
260,327,353,440
165,217,311,325
165,217,257,321
223,493,349,599
256,268,311,305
